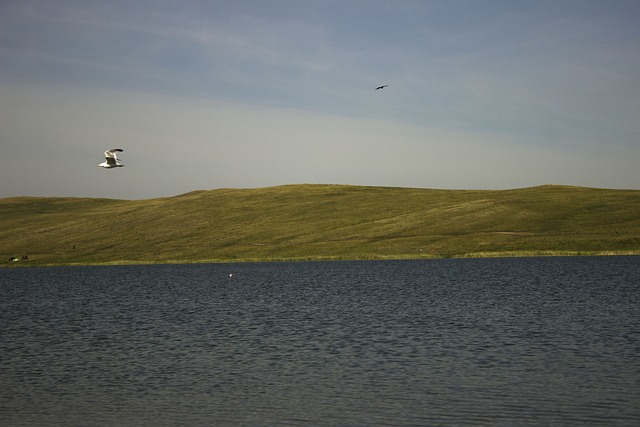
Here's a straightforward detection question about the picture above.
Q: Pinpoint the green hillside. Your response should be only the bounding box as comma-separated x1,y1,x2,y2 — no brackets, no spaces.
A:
2,184,639,266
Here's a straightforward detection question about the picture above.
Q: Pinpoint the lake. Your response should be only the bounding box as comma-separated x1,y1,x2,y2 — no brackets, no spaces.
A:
1,257,639,426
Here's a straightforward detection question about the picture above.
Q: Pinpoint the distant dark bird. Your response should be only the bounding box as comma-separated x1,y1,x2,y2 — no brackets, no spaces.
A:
98,148,125,169
375,85,388,90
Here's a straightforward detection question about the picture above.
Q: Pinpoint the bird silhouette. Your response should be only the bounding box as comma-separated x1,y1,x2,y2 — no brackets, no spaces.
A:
375,85,388,90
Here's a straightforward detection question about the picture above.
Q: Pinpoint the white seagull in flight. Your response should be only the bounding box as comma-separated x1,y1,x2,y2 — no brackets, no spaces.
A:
98,149,125,169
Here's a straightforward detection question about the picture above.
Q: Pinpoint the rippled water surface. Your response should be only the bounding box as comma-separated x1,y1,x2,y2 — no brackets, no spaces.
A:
1,257,640,426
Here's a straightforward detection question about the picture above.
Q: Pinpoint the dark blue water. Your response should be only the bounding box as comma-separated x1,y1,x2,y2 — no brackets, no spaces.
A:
1,257,639,426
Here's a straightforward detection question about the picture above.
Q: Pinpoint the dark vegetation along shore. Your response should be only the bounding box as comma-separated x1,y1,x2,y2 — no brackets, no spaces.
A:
1,184,639,267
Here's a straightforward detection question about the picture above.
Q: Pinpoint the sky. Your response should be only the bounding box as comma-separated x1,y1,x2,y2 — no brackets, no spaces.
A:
1,0,639,199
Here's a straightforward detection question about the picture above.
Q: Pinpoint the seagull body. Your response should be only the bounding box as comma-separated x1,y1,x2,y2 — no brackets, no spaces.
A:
375,85,388,90
98,149,125,169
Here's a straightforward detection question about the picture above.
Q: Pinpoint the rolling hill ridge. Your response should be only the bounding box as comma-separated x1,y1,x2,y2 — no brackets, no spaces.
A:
2,184,639,266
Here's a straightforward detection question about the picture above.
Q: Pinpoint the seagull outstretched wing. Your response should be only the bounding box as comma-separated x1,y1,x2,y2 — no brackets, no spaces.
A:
104,148,123,159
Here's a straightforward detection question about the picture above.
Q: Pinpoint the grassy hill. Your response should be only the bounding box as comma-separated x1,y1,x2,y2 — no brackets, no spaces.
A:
2,184,639,266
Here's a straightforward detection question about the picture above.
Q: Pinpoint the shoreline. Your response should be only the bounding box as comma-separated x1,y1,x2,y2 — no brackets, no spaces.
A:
4,250,639,268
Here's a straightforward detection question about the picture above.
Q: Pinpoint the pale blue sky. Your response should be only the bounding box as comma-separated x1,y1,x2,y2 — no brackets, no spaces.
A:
1,0,639,199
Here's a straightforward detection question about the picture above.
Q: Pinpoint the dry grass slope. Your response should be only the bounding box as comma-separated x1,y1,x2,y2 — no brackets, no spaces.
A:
2,184,639,266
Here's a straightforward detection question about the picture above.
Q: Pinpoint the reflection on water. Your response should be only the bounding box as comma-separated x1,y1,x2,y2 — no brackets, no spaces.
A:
1,257,639,426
